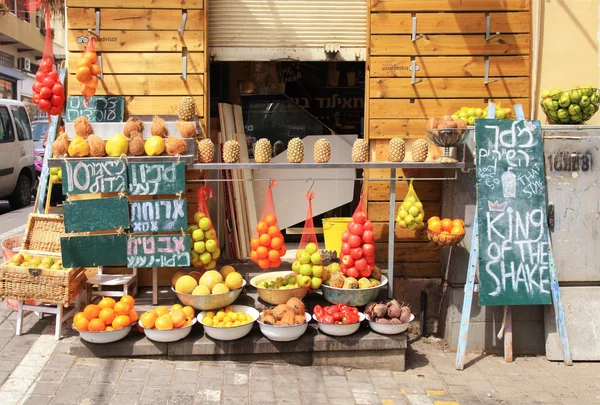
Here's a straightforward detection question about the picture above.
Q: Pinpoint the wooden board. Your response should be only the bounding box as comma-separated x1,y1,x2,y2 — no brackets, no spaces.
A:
127,234,191,268
369,119,427,139
128,162,185,196
368,201,440,222
63,197,129,233
368,180,442,202
124,96,204,116
67,8,205,30
130,198,188,233
370,0,530,12
371,34,530,56
476,119,551,306
369,98,531,119
67,52,205,75
372,222,428,241
375,243,440,263
61,159,128,195
370,56,530,78
65,96,125,123
67,74,204,97
371,12,530,34
61,234,127,267
67,30,204,52
66,0,204,8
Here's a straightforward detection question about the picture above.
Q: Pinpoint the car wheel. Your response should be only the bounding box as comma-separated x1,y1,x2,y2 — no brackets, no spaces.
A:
9,174,32,210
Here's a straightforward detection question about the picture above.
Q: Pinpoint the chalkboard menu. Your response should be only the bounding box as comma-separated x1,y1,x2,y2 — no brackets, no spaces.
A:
64,197,129,233
476,119,552,306
128,162,185,195
61,159,127,195
127,235,191,268
62,234,128,268
65,96,125,123
130,198,188,233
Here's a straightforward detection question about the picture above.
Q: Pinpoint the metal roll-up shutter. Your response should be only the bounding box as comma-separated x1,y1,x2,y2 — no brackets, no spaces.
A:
209,0,367,61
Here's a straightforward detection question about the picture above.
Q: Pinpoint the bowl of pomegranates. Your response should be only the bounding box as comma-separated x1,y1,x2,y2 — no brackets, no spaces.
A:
312,304,365,337
365,300,413,335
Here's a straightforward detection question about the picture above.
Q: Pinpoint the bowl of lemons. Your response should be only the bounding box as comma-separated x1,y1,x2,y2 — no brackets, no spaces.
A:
172,267,246,311
198,305,259,341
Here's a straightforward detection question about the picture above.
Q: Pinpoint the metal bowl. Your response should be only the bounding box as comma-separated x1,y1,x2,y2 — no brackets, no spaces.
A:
426,128,472,148
74,324,132,344
366,313,414,335
197,305,259,341
320,275,388,307
138,317,197,343
257,312,311,342
250,271,309,305
313,312,365,337
172,279,246,311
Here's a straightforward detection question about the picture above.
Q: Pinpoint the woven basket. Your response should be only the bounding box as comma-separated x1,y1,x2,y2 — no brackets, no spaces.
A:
427,229,465,247
0,214,87,306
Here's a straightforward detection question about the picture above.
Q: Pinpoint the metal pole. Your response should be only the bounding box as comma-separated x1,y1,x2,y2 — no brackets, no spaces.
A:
387,168,396,298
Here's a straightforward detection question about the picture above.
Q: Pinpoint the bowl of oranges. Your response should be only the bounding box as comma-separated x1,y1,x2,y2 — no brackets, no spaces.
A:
73,296,137,344
138,305,197,343
426,217,466,246
198,305,259,341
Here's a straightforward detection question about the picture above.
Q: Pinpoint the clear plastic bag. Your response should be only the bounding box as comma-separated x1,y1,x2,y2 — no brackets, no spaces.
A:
396,180,425,229
190,185,220,272
250,179,285,270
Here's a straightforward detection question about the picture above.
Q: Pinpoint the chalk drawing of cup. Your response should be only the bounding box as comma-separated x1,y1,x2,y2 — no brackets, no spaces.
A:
501,168,516,198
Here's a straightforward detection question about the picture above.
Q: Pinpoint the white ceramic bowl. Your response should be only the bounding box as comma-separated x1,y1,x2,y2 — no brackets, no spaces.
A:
197,305,259,341
313,312,365,337
258,312,311,342
139,317,197,343
367,314,414,335
250,271,309,305
74,324,132,344
173,280,246,311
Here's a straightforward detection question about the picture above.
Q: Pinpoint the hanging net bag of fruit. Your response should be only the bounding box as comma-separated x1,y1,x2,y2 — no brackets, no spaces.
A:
251,179,286,270
338,192,376,285
396,180,425,230
190,185,220,273
27,0,65,117
75,36,102,104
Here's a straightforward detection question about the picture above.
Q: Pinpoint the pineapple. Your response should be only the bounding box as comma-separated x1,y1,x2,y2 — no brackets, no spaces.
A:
351,139,369,163
388,138,406,162
411,139,429,162
178,96,196,121
223,140,240,163
197,138,214,163
314,138,331,163
287,137,304,163
254,138,272,163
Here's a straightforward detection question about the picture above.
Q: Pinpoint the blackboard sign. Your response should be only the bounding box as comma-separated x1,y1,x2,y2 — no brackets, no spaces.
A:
130,198,188,233
61,159,127,195
61,234,128,267
65,96,125,123
64,197,130,233
476,119,552,306
128,162,185,196
127,235,191,268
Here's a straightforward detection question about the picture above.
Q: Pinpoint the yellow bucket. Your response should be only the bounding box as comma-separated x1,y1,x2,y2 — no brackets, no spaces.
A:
322,217,352,256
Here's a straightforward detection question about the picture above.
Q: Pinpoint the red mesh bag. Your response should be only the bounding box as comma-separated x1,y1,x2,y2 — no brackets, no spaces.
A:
299,191,318,250
339,192,375,279
291,191,324,290
190,185,220,273
75,36,101,103
27,1,64,117
251,179,285,270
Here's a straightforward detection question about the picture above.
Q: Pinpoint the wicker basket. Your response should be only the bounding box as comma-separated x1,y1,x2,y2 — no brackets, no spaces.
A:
0,214,87,306
427,229,465,247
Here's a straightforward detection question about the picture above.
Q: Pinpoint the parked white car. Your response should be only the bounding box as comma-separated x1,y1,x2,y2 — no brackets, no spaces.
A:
0,99,35,210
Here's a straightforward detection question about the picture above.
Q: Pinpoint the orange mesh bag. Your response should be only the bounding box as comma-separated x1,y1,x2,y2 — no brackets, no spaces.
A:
339,192,375,279
189,185,220,273
75,36,102,103
251,180,285,270
291,191,323,289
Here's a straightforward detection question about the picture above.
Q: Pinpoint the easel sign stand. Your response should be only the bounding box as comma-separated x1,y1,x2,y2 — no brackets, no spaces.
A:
455,104,572,370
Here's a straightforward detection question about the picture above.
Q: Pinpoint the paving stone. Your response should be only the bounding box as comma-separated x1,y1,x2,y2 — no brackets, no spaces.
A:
31,382,60,396
251,378,273,391
196,388,221,403
199,364,225,378
225,371,250,385
169,381,197,396
146,373,173,387
276,397,302,405
351,382,377,394
23,395,53,405
149,362,175,375
353,392,382,405
109,392,142,405
223,397,249,405
50,389,84,405
324,375,349,388
38,369,68,383
223,383,249,398
320,366,346,376
141,386,171,403
174,361,199,371
115,379,145,395
66,365,95,380
168,394,195,405
91,370,122,385
121,366,150,380
173,369,198,382
249,364,273,380
196,377,222,390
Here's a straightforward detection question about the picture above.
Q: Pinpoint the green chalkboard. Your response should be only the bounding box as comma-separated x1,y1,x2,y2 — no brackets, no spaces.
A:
130,198,188,233
61,234,127,267
61,159,128,195
63,197,130,233
476,119,552,306
127,234,191,268
128,162,185,196
65,96,124,123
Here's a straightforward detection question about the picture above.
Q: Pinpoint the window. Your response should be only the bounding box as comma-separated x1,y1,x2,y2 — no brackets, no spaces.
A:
10,105,32,141
0,107,15,143
16,0,30,23
0,52,15,69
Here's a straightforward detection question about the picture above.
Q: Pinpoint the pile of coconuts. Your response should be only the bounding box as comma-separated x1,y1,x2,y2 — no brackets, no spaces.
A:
365,300,411,324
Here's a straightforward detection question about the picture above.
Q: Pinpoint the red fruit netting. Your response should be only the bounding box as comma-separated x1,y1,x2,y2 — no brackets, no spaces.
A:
339,191,376,279
191,185,219,272
299,191,319,250
252,179,285,270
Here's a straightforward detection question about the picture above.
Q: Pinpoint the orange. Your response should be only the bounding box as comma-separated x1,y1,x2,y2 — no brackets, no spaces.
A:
97,297,116,310
250,238,260,251
451,226,465,236
258,258,270,270
83,304,101,321
90,64,101,76
74,317,89,331
267,226,280,238
74,312,87,325
428,219,442,233
264,214,277,227
155,315,174,330
270,258,281,268
120,295,135,309
141,311,158,329
268,249,280,263
86,76,98,89
256,246,268,259
88,318,106,332
129,310,139,325
75,66,92,83
256,221,268,235
112,315,131,330
171,309,186,328
83,51,98,64
279,246,287,257
182,306,195,319
453,219,465,228
183,318,193,327
441,218,454,233
114,301,131,316
427,216,441,226
98,308,116,326
155,306,169,317
259,234,271,247
81,85,95,97
250,250,258,263
106,326,115,332
76,57,92,69
270,236,283,251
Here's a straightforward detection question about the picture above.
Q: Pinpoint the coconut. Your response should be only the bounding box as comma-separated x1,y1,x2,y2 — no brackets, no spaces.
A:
293,315,306,325
74,116,92,138
426,117,439,130
286,297,305,316
272,304,293,320
123,117,144,138
150,116,168,138
129,131,145,156
165,136,188,156
373,303,388,318
262,314,276,325
87,134,106,157
175,121,197,139
52,132,70,157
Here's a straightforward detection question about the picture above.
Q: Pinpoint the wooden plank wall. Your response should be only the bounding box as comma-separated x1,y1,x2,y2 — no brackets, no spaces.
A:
366,0,531,279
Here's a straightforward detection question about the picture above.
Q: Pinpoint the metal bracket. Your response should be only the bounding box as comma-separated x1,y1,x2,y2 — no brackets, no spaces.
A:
484,57,498,85
180,47,188,81
410,58,422,85
547,203,555,230
324,43,341,54
411,15,424,41
485,14,500,41
96,54,104,80
178,10,188,37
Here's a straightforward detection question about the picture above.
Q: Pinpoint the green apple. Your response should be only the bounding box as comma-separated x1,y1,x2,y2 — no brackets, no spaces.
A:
328,262,340,273
211,248,221,259
23,254,31,262
192,229,205,242
205,229,217,240
191,251,200,263
199,217,213,231
50,175,59,184
194,212,206,223
50,167,59,175
305,242,318,255
311,277,322,289
200,252,212,265
300,264,312,276
58,169,62,180
30,257,42,266
298,275,311,288
205,239,217,253
42,257,54,266
188,224,199,233
297,251,311,265
310,252,322,265
206,260,217,270
312,265,323,278
194,241,206,254
292,260,301,273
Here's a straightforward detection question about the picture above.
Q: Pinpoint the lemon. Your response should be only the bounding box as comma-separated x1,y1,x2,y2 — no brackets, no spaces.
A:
205,311,215,319
226,322,233,327
246,314,254,322
105,133,128,156
215,311,226,322
225,272,244,291
230,313,238,322
219,265,236,280
68,135,91,157
144,135,166,156
234,321,241,326
203,317,213,326
225,306,233,313
224,316,232,324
